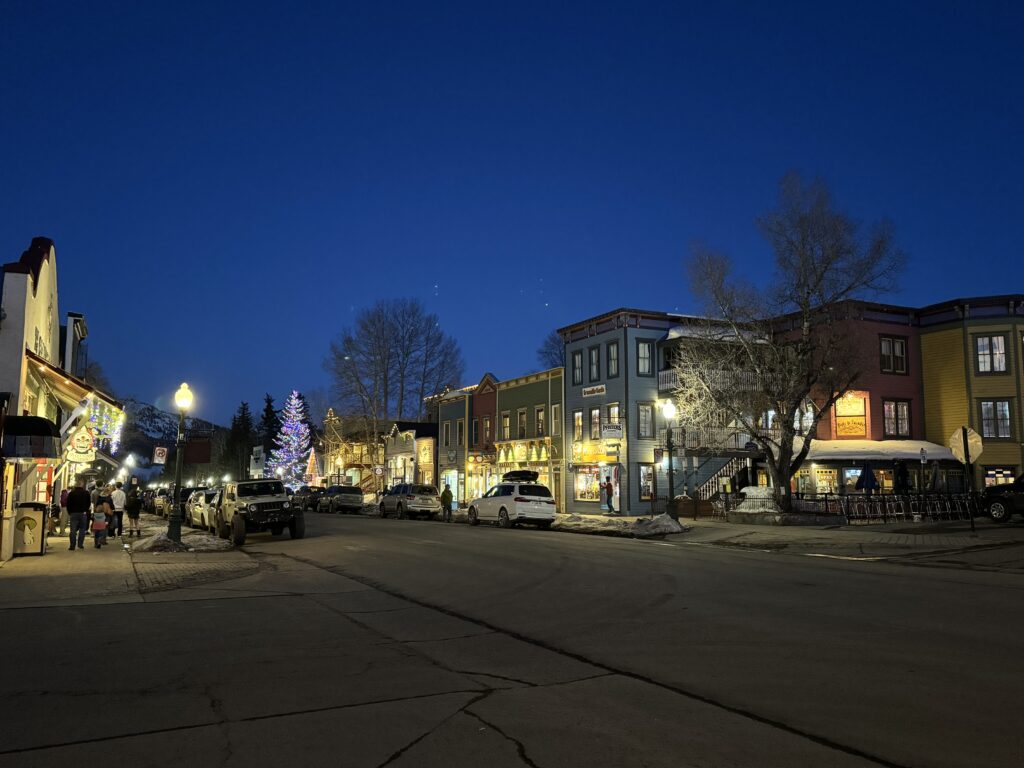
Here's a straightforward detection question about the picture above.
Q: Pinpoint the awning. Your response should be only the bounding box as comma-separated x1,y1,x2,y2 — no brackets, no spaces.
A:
803,439,956,463
1,416,61,459
25,349,122,412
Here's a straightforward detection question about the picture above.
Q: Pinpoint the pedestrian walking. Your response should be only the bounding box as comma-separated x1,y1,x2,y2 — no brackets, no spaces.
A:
125,486,142,537
601,476,615,514
93,486,114,547
90,500,109,548
59,487,69,535
440,483,453,523
111,482,127,539
66,478,91,551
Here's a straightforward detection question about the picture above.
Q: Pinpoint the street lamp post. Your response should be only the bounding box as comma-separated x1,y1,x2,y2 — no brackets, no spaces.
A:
661,401,679,521
168,383,194,543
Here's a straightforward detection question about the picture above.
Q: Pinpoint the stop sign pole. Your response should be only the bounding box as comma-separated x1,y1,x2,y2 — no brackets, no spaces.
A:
961,426,977,534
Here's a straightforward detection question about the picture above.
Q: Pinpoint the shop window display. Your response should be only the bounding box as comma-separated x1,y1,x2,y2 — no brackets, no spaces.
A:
639,464,655,500
575,466,600,501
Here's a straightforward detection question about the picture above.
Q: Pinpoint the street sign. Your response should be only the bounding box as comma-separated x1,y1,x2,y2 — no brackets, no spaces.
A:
153,446,168,465
373,466,384,476
601,423,623,440
949,427,983,465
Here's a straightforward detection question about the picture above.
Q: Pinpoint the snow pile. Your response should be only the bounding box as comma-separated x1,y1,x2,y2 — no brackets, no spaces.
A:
132,531,234,553
632,513,686,536
553,513,687,538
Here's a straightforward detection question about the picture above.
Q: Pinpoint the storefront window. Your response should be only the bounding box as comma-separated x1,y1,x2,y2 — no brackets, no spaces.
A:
574,466,600,501
639,464,655,500
835,392,867,437
985,467,1018,487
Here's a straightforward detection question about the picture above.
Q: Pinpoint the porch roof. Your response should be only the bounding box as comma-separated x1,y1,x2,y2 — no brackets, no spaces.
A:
803,439,955,463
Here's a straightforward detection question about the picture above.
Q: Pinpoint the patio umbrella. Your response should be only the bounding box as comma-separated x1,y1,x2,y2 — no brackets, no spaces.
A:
855,461,879,495
928,460,946,493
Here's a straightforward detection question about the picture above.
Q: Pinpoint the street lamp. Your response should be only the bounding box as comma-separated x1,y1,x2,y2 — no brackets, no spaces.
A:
660,400,679,520
169,382,193,543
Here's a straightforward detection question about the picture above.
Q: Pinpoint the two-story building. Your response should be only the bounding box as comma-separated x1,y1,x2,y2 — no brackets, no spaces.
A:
465,373,498,503
920,295,1024,489
383,421,438,487
437,384,474,505
494,367,564,509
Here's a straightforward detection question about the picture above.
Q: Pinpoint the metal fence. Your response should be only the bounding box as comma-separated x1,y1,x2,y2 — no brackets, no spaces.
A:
716,492,981,524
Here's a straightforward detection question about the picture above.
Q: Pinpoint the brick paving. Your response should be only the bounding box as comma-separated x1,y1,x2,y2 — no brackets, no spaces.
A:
131,556,259,592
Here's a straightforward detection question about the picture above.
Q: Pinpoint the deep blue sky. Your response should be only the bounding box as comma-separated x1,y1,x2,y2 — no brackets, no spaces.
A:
2,2,1022,423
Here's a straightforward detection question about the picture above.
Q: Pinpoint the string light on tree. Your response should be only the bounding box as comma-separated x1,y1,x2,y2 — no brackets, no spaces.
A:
266,390,312,487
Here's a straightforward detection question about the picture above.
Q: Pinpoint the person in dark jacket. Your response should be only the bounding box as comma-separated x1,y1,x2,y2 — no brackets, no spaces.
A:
125,487,143,537
66,478,92,551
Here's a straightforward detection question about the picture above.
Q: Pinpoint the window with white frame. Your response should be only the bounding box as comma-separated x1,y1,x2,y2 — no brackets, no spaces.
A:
573,410,583,441
637,403,654,438
882,400,911,437
552,404,561,436
535,405,545,437
590,408,601,439
501,412,511,440
588,346,600,382
607,341,619,378
442,421,451,447
572,350,583,385
637,340,653,376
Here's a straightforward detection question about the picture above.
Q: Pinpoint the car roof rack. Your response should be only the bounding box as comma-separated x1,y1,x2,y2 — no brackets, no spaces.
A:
501,470,539,483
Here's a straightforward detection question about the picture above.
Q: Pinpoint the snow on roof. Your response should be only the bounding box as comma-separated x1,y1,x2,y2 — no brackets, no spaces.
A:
804,439,955,462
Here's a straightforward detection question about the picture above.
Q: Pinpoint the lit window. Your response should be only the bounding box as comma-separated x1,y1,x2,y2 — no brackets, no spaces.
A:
637,341,653,376
883,400,910,437
573,410,583,441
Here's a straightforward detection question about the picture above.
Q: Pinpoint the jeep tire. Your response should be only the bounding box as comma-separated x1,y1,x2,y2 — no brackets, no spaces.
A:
231,514,247,546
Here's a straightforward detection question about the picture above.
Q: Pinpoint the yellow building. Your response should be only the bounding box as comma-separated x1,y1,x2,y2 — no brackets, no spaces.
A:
920,296,1024,488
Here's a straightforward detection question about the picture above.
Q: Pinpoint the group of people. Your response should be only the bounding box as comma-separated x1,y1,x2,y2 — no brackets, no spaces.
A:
63,478,143,550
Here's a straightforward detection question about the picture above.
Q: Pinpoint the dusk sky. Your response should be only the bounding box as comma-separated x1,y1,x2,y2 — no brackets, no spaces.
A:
2,2,1021,424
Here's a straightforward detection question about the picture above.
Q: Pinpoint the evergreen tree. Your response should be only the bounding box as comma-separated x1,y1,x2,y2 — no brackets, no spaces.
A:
259,394,281,459
266,391,311,487
295,392,314,433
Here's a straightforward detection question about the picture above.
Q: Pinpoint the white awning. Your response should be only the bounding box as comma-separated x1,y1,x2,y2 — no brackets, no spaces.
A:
804,439,955,463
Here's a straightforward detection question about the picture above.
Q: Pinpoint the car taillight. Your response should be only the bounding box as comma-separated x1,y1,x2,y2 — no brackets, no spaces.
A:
514,496,528,502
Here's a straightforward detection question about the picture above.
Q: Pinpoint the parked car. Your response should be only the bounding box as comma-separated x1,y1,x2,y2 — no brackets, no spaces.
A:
216,479,303,545
170,486,206,520
379,484,442,520
317,485,365,514
153,488,170,516
187,489,221,530
983,475,1024,522
293,485,326,512
467,470,556,529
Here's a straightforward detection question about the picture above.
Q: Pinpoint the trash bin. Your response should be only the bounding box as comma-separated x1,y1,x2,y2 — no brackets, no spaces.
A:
14,502,48,556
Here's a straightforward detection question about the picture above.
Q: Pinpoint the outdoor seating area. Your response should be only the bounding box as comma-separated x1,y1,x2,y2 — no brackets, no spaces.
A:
715,491,981,525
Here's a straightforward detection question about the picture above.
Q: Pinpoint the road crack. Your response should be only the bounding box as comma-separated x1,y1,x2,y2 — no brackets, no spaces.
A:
376,690,494,768
464,706,542,768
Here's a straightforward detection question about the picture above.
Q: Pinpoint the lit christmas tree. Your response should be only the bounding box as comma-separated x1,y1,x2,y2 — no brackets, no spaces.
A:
266,391,311,487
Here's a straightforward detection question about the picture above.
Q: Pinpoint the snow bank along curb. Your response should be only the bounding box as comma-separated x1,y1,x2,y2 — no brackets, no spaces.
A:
132,531,234,553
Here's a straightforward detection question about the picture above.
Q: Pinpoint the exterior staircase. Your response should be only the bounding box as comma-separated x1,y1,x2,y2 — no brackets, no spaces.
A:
694,457,747,500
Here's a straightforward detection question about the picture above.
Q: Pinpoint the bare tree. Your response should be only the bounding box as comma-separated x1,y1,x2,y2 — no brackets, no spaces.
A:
82,360,115,395
324,298,464,432
536,330,565,369
673,172,906,511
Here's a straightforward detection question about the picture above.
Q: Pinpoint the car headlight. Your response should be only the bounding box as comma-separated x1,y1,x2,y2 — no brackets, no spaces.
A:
248,504,257,513
283,501,290,509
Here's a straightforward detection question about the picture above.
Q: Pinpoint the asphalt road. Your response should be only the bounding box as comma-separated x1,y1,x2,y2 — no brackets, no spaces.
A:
4,513,1022,768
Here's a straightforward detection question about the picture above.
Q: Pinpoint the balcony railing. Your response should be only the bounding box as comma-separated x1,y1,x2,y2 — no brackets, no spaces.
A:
667,425,781,452
658,369,679,390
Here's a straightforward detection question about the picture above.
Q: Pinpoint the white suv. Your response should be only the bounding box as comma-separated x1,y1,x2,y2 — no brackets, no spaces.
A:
468,471,556,529
217,479,303,545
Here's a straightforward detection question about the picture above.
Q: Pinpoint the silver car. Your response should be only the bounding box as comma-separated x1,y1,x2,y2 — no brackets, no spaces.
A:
379,484,442,520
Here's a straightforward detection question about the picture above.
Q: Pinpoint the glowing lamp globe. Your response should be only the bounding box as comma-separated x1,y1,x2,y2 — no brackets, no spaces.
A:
174,383,194,412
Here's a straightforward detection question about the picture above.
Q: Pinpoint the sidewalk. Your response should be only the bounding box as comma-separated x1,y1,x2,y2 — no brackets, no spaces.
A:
668,516,1024,561
0,513,256,609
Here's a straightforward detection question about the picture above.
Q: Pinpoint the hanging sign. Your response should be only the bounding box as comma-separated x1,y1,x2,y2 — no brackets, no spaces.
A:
601,423,623,439
582,385,606,397
64,425,95,463
153,446,168,465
